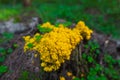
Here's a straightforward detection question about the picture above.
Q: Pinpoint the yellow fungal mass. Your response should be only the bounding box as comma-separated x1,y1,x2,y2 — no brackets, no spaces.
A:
41,22,55,29
60,76,66,80
67,72,73,76
23,21,93,72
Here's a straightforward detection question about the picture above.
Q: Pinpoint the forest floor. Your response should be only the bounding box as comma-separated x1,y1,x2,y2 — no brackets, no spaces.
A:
0,18,120,80
0,1,120,79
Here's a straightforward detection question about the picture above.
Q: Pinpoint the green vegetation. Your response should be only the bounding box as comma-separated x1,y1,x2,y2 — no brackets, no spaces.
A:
37,25,53,33
0,47,12,63
0,4,21,21
0,0,120,39
18,71,29,80
18,71,41,80
73,40,120,80
0,65,8,76
55,21,72,27
0,32,14,44
0,32,18,76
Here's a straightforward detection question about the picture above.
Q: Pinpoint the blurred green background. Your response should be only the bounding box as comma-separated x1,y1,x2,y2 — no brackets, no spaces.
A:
0,0,120,39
